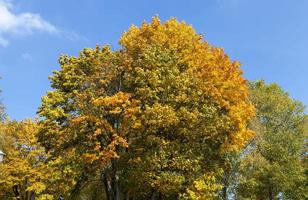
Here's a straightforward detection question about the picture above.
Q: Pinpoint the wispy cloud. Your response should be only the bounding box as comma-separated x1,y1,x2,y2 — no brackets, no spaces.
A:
21,52,33,61
0,0,86,46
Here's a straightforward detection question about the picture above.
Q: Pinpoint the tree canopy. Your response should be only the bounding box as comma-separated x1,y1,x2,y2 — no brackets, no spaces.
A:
237,81,307,200
37,17,254,199
0,120,53,199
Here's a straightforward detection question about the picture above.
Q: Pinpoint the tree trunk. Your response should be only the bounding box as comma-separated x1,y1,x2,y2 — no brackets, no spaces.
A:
125,192,130,200
222,186,228,200
69,173,88,200
12,185,21,200
102,172,113,200
268,186,273,200
114,173,121,200
222,170,229,200
26,191,34,200
102,171,121,200
151,191,157,200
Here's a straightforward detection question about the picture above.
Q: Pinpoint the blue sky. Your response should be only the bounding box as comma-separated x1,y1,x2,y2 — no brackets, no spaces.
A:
0,0,307,120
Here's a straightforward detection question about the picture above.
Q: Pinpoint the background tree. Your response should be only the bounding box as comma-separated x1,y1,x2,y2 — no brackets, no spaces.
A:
0,81,6,122
0,120,50,199
38,17,255,199
0,119,74,200
0,85,6,149
236,81,307,200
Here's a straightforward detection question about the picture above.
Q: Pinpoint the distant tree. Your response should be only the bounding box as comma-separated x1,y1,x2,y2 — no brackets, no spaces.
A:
0,120,51,199
0,77,7,151
236,81,307,200
0,80,6,122
0,120,75,200
38,17,255,199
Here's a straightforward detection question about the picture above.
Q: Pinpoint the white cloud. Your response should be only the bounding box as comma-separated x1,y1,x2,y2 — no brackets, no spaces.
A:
0,0,58,46
21,52,33,61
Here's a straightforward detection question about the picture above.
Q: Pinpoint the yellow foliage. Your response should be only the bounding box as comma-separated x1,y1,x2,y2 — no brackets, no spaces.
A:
0,120,57,199
120,16,255,151
181,171,224,200
37,16,255,198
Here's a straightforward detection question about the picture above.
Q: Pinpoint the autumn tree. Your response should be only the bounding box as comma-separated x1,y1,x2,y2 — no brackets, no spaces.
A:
0,120,49,199
236,81,307,200
38,17,254,199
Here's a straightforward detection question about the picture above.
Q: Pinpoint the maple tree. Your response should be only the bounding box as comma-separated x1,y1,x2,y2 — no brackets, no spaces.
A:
0,17,256,199
116,17,255,199
37,17,255,199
